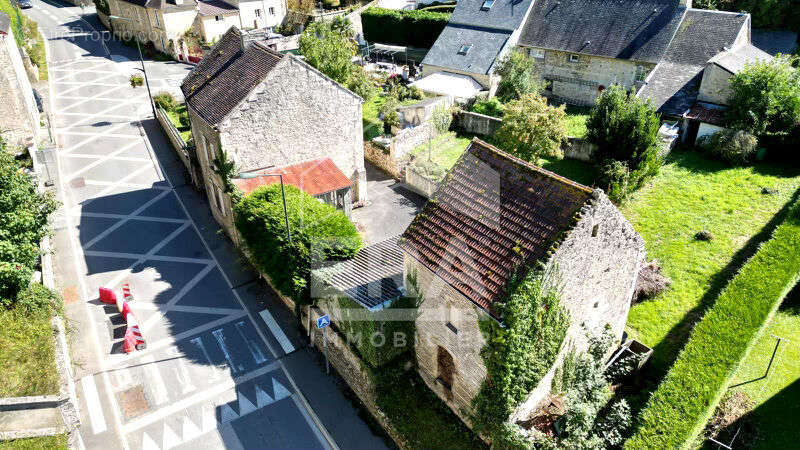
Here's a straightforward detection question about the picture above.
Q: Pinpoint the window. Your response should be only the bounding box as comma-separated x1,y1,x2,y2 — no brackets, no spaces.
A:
592,224,600,237
202,135,215,169
153,12,160,27
480,0,494,10
215,15,223,21
214,184,226,216
445,302,458,334
268,6,275,15
436,346,455,392
568,54,580,63
529,48,545,59
457,44,472,55
254,8,262,18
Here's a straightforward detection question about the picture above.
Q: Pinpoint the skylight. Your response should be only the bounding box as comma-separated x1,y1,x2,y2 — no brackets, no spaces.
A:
481,0,494,10
458,44,473,55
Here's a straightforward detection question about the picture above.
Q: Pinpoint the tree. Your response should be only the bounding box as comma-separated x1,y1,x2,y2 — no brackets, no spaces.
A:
426,104,454,161
494,51,543,103
493,93,568,162
298,21,356,85
727,55,800,136
586,85,662,200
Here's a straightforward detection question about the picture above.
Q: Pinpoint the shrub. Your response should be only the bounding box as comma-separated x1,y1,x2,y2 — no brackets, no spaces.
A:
346,67,379,101
625,199,800,449
322,0,340,8
494,93,568,162
129,74,144,88
299,21,356,86
234,184,362,304
697,129,759,166
494,51,543,103
15,283,63,318
153,92,176,111
587,85,662,200
633,260,672,303
360,7,450,48
471,97,504,118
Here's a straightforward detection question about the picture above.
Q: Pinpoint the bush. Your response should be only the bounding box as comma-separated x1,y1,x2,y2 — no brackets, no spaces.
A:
494,51,543,103
361,7,450,48
633,260,672,303
697,129,759,166
346,67,379,101
153,92,176,111
234,184,362,304
322,0,340,8
129,74,144,88
471,97,504,118
587,85,662,200
694,0,800,33
299,21,357,86
494,93,568,162
625,199,800,449
15,283,63,318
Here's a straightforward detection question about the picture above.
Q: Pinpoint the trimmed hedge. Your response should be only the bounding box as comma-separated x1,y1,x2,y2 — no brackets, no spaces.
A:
361,7,450,48
234,184,362,304
625,199,800,449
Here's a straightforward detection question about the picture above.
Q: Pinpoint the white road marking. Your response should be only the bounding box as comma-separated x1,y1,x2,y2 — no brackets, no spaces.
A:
141,263,217,331
189,336,221,381
56,130,140,138
83,251,213,265
121,361,280,433
272,378,291,401
75,212,188,224
64,154,151,162
219,404,238,423
254,384,273,408
212,328,244,373
167,346,197,395
141,432,159,450
181,416,202,443
259,309,295,354
63,133,139,159
135,304,241,316
163,422,181,449
236,320,267,365
140,355,170,406
237,389,257,416
58,111,130,119
80,376,108,434
81,190,173,249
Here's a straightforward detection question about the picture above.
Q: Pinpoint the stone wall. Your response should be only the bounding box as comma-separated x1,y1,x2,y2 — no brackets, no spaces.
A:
562,137,597,162
405,254,489,428
0,28,40,147
219,56,368,203
392,122,433,160
698,63,733,106
457,110,502,136
155,106,202,189
404,166,438,198
364,140,403,180
524,47,655,106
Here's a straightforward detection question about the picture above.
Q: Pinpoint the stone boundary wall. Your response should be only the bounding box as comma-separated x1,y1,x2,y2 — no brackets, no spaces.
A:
404,166,438,198
0,27,41,147
456,110,502,136
392,122,432,160
364,141,404,180
155,106,202,189
563,137,597,162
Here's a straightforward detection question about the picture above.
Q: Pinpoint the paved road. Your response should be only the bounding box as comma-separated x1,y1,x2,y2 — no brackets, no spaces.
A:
23,2,387,449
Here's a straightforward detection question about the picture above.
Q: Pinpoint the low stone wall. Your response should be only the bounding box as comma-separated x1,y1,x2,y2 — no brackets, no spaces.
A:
456,110,502,136
563,137,597,162
364,141,404,180
155,106,202,189
405,166,438,198
393,122,432,160
0,26,41,147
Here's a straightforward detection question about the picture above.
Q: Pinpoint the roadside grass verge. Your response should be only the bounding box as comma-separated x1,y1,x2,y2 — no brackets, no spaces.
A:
166,104,192,143
622,151,800,375
0,434,68,449
625,197,800,449
0,308,60,397
0,0,48,80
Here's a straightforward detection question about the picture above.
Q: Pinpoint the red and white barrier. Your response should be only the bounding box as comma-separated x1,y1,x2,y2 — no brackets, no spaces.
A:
99,287,117,305
122,282,133,302
121,301,146,353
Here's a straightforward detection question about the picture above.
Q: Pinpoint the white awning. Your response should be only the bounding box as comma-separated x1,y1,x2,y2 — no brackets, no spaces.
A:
411,72,485,99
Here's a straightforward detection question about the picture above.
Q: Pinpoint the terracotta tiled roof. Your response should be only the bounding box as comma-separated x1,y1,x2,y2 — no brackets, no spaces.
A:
685,104,727,126
399,138,594,317
233,158,352,197
181,27,284,125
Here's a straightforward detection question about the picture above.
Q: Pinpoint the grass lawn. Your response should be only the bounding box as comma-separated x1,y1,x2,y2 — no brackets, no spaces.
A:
564,105,590,138
621,151,800,377
720,286,800,450
0,434,68,449
362,95,420,141
166,105,192,143
0,309,60,397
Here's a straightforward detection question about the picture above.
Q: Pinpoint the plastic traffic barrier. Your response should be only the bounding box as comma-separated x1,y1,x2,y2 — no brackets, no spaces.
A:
99,287,117,305
122,302,146,353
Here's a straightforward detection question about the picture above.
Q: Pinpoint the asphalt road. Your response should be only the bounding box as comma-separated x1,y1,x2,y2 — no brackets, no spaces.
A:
22,2,388,449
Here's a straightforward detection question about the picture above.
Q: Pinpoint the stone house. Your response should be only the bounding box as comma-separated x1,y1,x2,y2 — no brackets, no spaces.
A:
0,13,40,147
398,138,645,426
420,0,537,96
181,27,366,240
101,0,286,59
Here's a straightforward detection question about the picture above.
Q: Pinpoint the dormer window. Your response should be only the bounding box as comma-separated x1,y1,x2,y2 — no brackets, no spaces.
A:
568,54,581,63
481,0,494,10
458,44,472,55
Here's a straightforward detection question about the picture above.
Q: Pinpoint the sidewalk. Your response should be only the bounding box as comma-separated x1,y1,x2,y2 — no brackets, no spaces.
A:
139,117,389,449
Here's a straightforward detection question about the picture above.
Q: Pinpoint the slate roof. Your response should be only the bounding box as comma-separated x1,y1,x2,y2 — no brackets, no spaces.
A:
313,237,405,310
0,13,10,35
181,27,284,125
709,43,772,74
449,0,535,32
399,138,594,318
233,158,352,197
119,0,198,11
422,24,510,75
638,9,749,116
197,0,239,16
518,0,685,63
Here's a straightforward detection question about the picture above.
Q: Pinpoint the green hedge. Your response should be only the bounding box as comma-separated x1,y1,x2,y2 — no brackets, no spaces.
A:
361,7,450,48
625,199,800,449
234,184,362,305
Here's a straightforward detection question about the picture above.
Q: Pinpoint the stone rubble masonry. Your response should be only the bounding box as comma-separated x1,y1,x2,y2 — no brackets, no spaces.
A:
404,189,645,429
698,62,734,106
0,28,40,147
188,54,367,240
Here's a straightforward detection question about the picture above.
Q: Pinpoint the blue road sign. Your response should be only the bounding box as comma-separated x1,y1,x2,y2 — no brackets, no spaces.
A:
317,315,330,329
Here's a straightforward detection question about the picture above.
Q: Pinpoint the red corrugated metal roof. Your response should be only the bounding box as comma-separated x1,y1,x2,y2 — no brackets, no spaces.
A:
685,104,727,126
233,158,352,197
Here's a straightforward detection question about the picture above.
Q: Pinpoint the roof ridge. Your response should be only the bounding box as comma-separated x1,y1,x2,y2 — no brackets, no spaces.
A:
468,138,594,195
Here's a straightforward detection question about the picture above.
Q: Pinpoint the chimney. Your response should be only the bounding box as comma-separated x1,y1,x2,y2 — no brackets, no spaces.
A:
679,0,691,8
